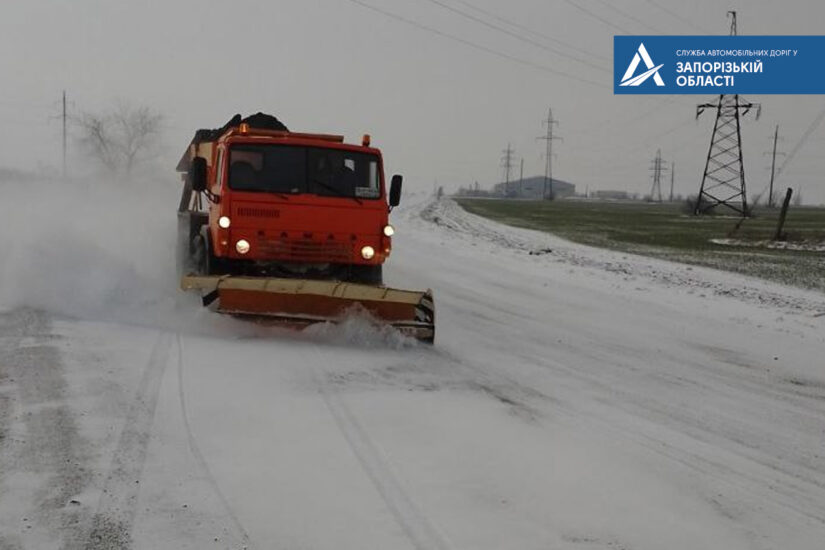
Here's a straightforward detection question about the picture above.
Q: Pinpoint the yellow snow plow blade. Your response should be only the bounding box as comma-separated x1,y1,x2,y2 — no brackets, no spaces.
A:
181,275,435,343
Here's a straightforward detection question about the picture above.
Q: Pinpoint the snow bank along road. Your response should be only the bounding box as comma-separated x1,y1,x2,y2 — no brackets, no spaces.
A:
1,193,824,549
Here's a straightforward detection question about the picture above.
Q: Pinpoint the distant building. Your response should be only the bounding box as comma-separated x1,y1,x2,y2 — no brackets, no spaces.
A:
593,190,630,200
493,176,575,199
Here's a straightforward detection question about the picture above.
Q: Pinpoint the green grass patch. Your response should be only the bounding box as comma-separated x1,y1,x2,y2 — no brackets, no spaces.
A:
455,198,825,292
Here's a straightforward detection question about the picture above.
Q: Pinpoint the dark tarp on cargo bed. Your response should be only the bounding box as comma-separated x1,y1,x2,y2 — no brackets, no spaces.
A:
177,113,289,171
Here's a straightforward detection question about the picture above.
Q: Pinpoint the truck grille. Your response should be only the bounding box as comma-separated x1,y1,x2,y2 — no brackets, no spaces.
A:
256,238,352,263
237,207,280,218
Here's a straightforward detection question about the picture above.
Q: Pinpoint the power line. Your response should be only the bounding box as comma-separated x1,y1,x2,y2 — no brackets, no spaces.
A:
561,0,633,35
345,0,606,88
565,97,701,158
590,0,666,34
450,0,610,63
570,97,674,140
576,124,706,168
642,0,713,33
566,127,706,171
422,0,610,73
777,105,825,177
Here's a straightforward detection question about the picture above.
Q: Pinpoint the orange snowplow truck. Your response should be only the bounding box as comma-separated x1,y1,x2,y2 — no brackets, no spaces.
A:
176,113,435,342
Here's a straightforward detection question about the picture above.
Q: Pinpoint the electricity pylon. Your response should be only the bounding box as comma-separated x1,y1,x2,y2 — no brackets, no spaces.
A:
694,11,761,217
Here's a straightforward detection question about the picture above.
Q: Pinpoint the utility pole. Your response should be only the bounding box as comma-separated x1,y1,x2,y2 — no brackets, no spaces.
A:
649,149,667,202
62,90,67,179
669,161,675,202
50,90,72,179
500,143,515,196
765,124,785,208
519,157,524,197
537,107,562,200
694,11,760,217
774,187,793,240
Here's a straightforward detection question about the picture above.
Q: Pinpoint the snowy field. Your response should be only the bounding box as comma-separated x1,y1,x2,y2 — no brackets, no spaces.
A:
1,183,824,549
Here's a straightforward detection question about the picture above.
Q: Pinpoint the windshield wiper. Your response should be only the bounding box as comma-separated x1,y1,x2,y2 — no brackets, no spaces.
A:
269,190,291,201
311,178,362,205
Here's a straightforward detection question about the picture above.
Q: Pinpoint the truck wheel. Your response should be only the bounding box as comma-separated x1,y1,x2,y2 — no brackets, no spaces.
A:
194,232,225,276
176,230,188,279
176,215,195,278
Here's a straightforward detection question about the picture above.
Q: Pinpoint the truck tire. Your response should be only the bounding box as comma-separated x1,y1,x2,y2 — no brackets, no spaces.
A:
194,230,226,276
176,213,195,278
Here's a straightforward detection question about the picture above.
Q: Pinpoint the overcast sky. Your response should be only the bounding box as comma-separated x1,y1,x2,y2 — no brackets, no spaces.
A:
1,0,823,203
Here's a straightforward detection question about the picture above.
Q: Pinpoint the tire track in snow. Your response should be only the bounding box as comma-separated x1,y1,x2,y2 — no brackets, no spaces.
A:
175,333,253,549
413,336,825,546
86,332,172,549
311,346,453,550
438,328,825,529
0,309,90,550
508,337,825,526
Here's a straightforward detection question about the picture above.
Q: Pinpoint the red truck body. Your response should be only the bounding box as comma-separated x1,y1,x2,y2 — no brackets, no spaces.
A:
203,127,393,269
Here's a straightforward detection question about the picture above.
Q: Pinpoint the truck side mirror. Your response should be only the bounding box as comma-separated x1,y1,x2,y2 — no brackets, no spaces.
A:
189,157,207,193
389,175,403,208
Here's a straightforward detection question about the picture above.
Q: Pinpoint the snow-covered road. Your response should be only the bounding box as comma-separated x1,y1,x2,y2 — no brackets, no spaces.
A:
1,192,824,549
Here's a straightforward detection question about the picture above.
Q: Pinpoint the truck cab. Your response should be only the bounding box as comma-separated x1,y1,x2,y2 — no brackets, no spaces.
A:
177,114,402,285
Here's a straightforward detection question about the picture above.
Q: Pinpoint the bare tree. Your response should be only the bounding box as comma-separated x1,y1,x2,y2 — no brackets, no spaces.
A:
76,102,163,177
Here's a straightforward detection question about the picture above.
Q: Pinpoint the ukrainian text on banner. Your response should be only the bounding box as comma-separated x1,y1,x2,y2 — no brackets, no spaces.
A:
614,36,825,94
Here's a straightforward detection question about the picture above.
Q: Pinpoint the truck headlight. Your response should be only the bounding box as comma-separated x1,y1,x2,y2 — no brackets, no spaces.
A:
383,224,395,237
236,239,250,254
219,216,231,229
360,245,375,259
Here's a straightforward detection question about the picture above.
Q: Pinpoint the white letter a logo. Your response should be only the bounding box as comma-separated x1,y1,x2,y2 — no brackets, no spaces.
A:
620,43,665,87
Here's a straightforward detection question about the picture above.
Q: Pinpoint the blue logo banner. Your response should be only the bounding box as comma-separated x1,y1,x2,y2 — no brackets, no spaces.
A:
614,36,825,94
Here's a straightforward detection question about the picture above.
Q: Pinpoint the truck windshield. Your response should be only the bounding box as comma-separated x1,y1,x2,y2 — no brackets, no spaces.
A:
227,145,380,199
